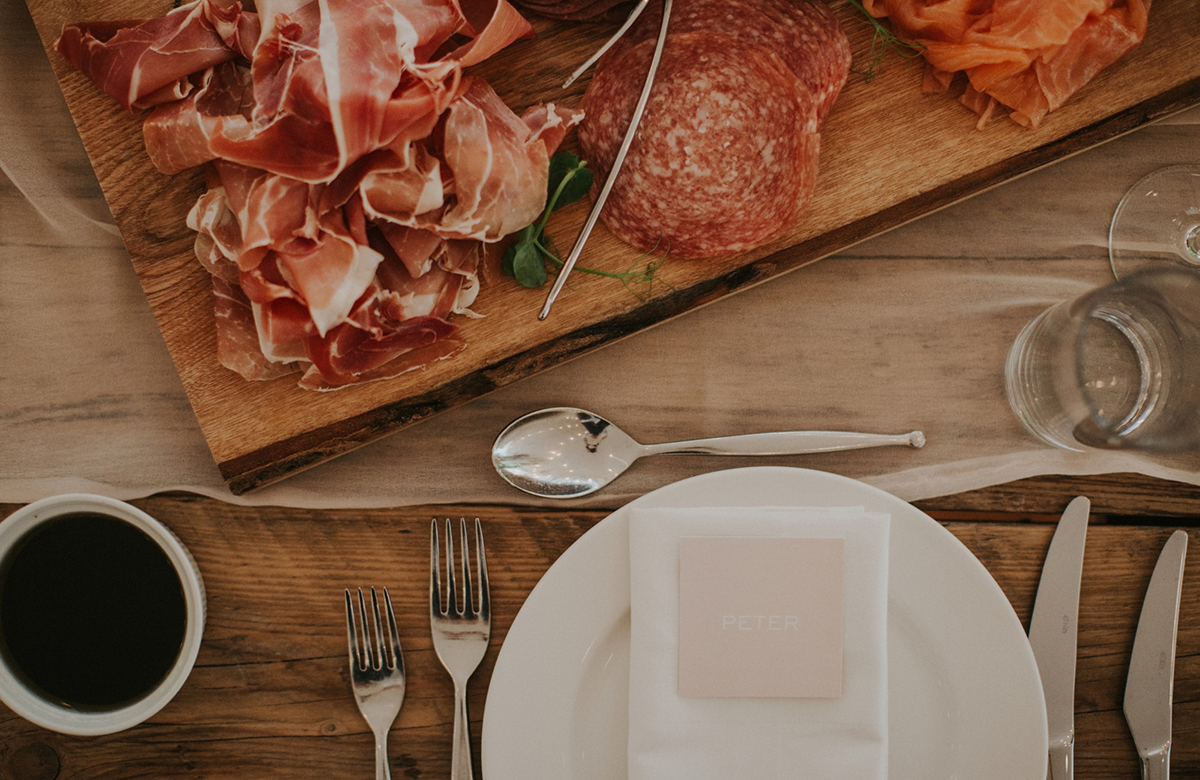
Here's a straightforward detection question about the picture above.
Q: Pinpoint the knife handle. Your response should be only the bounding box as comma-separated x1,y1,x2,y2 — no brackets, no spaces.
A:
1140,750,1168,780
1048,742,1072,780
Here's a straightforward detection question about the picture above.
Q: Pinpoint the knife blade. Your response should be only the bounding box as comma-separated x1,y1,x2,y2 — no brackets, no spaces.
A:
1028,495,1090,780
1124,529,1188,780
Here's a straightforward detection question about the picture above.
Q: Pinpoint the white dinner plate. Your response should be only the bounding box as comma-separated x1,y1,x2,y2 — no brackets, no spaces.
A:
481,467,1047,780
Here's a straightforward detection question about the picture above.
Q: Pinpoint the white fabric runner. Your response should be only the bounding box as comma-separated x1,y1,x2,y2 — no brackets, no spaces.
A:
3,1,1199,508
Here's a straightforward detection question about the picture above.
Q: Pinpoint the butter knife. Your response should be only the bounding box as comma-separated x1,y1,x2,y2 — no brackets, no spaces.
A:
1124,530,1188,780
1028,495,1090,780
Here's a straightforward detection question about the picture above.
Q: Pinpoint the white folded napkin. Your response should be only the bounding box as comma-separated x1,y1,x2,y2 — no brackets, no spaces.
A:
628,506,890,780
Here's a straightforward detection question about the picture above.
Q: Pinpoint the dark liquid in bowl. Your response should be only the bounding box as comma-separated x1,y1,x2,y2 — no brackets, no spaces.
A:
0,513,188,709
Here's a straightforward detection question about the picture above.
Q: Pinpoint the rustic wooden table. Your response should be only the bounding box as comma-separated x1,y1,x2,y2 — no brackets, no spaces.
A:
0,473,1196,780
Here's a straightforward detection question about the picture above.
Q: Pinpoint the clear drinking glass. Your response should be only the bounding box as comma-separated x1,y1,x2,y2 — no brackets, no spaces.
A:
1109,165,1200,279
1005,265,1200,452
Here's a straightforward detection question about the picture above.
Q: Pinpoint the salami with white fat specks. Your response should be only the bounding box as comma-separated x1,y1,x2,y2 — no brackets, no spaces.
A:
579,30,820,259
595,0,850,126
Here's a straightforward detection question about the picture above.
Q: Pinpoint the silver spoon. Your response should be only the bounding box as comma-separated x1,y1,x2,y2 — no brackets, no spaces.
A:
491,407,925,499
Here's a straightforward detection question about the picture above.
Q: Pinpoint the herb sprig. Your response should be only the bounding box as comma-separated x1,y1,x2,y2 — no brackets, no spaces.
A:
845,0,926,82
503,151,669,298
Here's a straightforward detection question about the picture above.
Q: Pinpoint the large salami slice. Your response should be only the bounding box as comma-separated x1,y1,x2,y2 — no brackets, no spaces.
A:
596,0,850,125
579,30,820,259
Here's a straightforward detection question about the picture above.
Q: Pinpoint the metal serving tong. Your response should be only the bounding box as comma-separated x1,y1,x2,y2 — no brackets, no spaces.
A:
538,0,673,320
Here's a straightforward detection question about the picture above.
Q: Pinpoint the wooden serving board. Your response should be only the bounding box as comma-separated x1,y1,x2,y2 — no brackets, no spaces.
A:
25,0,1200,494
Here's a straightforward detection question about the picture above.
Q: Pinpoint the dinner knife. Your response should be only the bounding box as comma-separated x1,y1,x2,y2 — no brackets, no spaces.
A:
1028,495,1090,780
1124,529,1188,780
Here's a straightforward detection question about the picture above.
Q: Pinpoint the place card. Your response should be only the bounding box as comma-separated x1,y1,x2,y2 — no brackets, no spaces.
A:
677,535,844,698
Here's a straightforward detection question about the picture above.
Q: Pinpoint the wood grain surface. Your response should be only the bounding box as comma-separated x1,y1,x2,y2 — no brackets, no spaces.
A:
0,495,1196,779
23,0,1200,494
913,472,1200,519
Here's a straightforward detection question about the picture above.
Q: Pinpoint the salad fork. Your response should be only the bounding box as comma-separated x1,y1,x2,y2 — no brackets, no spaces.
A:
430,518,491,780
346,587,406,780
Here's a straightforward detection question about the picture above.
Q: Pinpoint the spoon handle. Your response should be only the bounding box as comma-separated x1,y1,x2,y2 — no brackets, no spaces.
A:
640,430,925,457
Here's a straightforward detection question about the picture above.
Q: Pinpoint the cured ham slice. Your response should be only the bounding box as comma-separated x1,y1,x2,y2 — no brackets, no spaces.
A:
436,79,564,239
194,160,320,272
67,0,532,183
862,0,1151,128
187,186,242,282
579,30,821,259
55,0,259,112
144,3,342,179
59,0,574,389
371,231,482,320
299,316,464,390
212,276,302,381
142,0,460,181
452,0,539,65
376,223,446,278
189,164,477,378
313,0,464,174
359,78,583,241
297,243,472,391
276,212,385,337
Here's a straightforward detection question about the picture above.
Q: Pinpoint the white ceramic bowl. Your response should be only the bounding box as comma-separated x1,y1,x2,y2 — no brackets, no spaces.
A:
0,494,206,735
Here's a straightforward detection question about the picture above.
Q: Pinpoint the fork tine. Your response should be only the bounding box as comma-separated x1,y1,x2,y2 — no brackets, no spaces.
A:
475,518,489,617
383,587,403,673
358,588,376,670
369,586,387,671
430,518,442,616
444,518,458,615
345,588,362,670
459,518,474,616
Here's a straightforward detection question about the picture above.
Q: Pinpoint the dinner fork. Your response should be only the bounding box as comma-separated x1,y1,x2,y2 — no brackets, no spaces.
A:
346,587,406,780
430,518,491,780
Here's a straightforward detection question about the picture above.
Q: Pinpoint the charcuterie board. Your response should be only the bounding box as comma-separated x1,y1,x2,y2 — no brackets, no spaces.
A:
25,0,1200,494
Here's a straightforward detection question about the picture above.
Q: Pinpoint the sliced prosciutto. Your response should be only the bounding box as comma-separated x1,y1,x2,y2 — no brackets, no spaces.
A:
56,0,259,111
862,0,1152,129
212,276,302,381
358,77,584,241
136,0,518,182
59,0,578,390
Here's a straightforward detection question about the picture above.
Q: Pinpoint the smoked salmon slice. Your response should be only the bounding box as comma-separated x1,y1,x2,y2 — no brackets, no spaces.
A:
863,0,1151,128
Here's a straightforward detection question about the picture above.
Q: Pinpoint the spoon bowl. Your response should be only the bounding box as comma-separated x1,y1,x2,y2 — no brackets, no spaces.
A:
491,407,924,499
